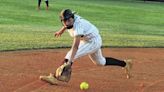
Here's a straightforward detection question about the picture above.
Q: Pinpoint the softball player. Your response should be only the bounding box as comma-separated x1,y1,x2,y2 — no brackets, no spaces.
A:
40,9,132,85
38,0,49,10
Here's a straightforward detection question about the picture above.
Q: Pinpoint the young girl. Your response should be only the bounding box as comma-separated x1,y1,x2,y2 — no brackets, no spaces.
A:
40,9,132,85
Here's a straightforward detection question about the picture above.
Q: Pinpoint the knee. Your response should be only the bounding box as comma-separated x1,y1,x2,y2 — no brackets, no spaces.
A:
94,61,105,66
90,57,106,66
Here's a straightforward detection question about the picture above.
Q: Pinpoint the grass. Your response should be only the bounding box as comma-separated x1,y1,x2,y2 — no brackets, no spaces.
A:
0,0,164,51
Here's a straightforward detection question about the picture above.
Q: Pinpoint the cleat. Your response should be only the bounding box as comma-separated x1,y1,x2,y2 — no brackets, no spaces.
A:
124,59,132,79
39,73,58,85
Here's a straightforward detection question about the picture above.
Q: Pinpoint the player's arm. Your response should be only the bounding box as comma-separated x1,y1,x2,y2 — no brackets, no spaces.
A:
54,26,67,37
69,35,81,62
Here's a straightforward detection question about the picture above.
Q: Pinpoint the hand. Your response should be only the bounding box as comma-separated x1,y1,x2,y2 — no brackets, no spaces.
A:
54,31,62,38
54,26,66,38
55,61,72,82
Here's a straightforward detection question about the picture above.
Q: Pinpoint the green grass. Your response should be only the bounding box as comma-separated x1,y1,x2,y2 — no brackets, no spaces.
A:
0,0,164,51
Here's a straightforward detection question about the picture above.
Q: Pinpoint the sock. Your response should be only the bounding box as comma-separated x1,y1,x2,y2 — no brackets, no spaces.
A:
38,0,41,7
105,57,126,67
45,1,49,7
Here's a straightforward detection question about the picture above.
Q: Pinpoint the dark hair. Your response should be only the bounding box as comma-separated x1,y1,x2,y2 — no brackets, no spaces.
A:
60,9,75,21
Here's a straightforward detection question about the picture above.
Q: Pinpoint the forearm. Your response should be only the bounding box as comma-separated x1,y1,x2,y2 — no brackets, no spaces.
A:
59,26,67,33
55,26,67,37
69,46,78,62
69,36,80,62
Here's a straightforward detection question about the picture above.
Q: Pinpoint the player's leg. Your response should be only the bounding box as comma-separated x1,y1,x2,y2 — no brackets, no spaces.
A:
88,49,106,65
45,0,49,10
38,0,41,10
105,57,126,67
65,40,101,62
88,49,126,66
89,49,132,78
105,57,132,78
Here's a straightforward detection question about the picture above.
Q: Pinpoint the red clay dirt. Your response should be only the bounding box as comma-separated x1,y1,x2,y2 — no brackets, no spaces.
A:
0,48,163,92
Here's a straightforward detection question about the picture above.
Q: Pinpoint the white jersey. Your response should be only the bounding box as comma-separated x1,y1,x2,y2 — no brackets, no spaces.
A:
65,15,106,65
67,15,101,42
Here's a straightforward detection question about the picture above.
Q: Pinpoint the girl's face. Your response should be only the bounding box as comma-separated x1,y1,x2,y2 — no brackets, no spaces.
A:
62,17,74,29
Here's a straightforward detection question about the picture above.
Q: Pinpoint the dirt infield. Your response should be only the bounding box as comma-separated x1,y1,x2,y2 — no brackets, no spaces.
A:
0,48,163,92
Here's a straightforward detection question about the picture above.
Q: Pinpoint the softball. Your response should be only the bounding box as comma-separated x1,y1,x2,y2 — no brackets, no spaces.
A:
80,82,89,90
